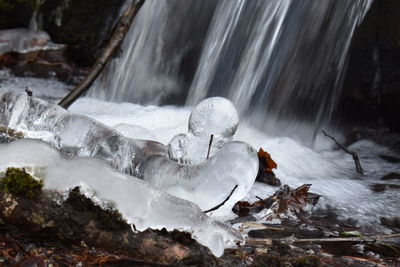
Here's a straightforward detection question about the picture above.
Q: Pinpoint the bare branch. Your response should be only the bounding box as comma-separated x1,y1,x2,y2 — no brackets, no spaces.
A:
206,134,214,160
59,0,145,109
322,130,364,174
204,184,238,214
246,233,400,247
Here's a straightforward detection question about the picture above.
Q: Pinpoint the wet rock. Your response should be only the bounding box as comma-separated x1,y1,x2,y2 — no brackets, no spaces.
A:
370,183,400,192
0,187,218,265
39,0,125,67
0,1,125,67
341,0,400,133
256,171,281,186
249,240,323,267
380,155,400,163
0,46,87,84
381,172,400,180
381,217,400,231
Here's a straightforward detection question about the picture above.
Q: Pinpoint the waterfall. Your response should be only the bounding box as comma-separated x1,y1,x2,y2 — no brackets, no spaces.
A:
90,0,372,144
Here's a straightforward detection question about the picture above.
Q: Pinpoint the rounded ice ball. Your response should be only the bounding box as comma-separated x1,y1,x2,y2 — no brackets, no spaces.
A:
188,97,239,142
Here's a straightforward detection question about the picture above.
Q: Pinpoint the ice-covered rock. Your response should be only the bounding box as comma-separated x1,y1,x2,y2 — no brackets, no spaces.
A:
141,141,259,217
168,97,239,164
0,28,50,54
0,139,242,256
0,92,166,175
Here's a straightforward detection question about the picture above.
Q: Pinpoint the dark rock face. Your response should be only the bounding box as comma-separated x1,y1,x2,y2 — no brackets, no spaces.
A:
39,0,125,67
340,0,400,132
0,0,125,67
0,0,34,29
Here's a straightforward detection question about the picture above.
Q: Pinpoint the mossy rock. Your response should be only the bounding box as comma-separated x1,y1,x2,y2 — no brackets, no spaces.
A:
0,167,43,198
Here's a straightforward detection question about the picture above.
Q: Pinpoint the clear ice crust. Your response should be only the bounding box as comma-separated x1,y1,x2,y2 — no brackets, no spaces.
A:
0,139,243,257
142,141,259,216
0,92,166,176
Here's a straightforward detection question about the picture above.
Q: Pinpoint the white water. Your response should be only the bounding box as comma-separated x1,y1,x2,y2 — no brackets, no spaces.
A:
90,0,373,144
68,96,400,228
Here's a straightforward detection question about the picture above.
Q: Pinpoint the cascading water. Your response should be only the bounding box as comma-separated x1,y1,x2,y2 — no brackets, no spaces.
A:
90,0,372,144
90,0,218,104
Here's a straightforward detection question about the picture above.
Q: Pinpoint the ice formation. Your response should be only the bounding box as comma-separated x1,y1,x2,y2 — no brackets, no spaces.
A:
141,141,259,217
0,139,243,256
137,97,258,218
0,92,166,175
168,97,239,164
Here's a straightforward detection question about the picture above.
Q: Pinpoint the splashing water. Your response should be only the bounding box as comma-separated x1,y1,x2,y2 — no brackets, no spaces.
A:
69,97,400,229
90,0,372,144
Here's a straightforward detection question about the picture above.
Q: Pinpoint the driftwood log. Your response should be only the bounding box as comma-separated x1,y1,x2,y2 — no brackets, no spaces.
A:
58,0,145,109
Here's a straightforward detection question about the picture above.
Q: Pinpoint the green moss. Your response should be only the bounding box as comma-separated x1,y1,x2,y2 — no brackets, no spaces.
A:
0,167,43,198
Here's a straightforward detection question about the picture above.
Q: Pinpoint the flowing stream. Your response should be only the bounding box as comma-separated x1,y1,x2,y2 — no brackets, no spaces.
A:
90,0,372,144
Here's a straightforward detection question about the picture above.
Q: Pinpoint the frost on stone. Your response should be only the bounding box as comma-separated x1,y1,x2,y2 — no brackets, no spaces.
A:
0,92,166,176
141,141,259,217
168,97,239,164
0,139,243,257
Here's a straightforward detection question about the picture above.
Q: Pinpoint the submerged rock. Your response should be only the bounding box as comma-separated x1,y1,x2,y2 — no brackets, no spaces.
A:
381,172,400,180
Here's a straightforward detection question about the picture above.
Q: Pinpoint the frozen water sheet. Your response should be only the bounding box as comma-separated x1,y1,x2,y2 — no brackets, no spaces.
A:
0,139,243,257
0,92,166,175
141,141,259,217
145,97,258,218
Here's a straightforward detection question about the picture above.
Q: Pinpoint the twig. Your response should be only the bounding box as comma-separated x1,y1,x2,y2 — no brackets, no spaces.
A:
246,233,400,247
322,130,364,174
204,185,238,213
58,0,145,109
206,134,214,160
